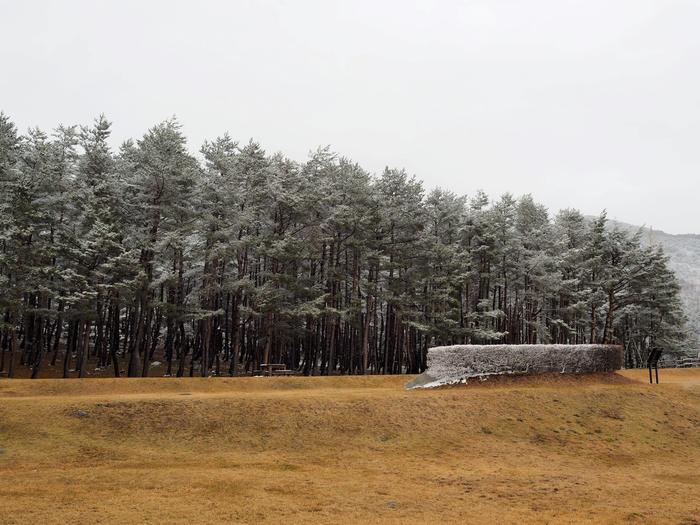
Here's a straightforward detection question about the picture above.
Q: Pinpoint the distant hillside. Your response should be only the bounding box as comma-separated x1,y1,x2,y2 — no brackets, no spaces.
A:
605,219,700,353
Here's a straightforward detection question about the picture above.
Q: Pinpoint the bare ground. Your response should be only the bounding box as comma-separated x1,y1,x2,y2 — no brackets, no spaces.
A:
0,369,699,524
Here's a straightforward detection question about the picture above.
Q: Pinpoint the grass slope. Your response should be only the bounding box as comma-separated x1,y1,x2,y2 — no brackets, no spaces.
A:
1,370,699,524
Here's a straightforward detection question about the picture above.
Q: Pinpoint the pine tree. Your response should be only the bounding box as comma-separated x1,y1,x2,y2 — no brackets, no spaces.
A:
0,113,689,378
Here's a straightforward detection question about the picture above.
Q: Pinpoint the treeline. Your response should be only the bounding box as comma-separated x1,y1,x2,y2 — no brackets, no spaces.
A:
0,113,688,378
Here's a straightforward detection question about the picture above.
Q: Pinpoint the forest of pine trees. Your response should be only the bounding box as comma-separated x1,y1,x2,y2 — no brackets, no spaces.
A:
0,113,689,378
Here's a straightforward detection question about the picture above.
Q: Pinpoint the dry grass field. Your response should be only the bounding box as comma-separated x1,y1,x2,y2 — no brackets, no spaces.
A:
1,369,699,524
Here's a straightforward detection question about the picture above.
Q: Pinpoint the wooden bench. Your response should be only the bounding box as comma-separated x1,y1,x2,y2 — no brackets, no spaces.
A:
252,364,298,376
257,363,286,376
273,369,297,376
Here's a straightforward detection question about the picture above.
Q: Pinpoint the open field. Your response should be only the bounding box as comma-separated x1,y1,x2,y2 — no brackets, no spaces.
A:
1,369,699,524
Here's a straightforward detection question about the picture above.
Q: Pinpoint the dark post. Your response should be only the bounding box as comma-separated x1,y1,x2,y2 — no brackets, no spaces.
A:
655,360,659,384
646,348,662,384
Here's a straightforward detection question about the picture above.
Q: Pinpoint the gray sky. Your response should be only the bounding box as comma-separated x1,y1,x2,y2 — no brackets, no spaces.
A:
1,0,699,234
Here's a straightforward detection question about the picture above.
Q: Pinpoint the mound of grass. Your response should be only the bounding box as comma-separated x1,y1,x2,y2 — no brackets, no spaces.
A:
0,369,699,524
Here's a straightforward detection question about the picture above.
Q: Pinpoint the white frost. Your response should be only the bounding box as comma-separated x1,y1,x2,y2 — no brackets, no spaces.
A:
405,344,624,389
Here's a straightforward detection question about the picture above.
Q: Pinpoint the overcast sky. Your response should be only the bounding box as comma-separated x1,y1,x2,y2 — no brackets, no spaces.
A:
1,0,698,234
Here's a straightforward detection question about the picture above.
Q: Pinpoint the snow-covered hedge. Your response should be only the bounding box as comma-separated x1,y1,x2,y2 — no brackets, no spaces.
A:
405,344,624,389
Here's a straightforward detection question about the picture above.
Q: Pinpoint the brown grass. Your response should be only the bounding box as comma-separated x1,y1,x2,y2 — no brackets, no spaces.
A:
1,369,699,524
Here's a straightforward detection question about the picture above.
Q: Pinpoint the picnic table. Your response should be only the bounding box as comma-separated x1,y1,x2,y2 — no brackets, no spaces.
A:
253,363,298,376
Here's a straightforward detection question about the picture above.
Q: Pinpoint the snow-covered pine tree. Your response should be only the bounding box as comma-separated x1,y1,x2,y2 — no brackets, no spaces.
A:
0,113,690,378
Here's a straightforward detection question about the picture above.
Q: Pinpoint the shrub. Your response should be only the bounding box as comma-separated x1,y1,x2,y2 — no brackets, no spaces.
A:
405,344,624,389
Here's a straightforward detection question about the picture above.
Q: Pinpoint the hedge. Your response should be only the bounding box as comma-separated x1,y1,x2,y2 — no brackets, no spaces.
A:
405,344,624,389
